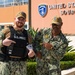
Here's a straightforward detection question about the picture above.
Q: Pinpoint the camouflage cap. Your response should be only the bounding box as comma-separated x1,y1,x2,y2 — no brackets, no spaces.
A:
16,11,26,19
51,16,63,25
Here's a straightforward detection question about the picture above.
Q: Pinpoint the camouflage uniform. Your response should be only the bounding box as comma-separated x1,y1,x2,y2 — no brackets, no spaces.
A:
33,28,68,75
0,61,27,75
0,27,27,75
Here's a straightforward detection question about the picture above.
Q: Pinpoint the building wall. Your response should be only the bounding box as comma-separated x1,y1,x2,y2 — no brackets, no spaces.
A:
0,4,28,24
0,0,75,35
31,0,75,34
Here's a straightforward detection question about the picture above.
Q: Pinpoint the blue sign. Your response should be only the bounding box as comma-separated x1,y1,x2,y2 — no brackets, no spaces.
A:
38,4,48,17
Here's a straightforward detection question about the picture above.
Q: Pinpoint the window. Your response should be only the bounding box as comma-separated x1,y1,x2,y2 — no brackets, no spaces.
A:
0,1,4,7
0,0,28,7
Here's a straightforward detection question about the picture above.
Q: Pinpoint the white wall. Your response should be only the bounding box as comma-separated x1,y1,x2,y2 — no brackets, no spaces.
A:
66,36,75,49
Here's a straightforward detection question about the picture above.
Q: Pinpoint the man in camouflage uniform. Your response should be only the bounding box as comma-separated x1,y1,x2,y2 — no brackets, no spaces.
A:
0,11,35,75
33,16,68,75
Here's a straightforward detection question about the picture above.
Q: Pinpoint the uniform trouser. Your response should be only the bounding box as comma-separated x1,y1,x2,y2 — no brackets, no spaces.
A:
36,58,61,75
0,61,27,75
36,66,61,75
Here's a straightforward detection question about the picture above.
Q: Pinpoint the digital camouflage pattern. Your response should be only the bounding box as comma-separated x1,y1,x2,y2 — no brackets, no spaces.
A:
0,61,27,75
33,28,68,75
0,27,27,75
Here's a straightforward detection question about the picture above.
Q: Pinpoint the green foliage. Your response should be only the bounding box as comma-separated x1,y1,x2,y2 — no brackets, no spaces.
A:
27,61,75,75
66,45,75,52
61,52,75,61
28,27,38,39
60,61,75,70
66,39,75,52
27,57,36,62
27,62,37,75
27,52,75,75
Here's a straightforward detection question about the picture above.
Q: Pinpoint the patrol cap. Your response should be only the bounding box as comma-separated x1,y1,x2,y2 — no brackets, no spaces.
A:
51,16,63,25
16,11,26,19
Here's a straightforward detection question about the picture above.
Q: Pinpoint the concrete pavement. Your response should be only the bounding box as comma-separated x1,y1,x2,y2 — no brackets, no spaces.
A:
61,67,75,75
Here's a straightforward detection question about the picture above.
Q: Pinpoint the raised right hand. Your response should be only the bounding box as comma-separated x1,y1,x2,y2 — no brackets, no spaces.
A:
2,38,16,46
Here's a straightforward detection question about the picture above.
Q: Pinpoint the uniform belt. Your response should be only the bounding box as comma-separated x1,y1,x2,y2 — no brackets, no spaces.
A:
0,54,27,61
9,56,21,58
9,56,26,61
